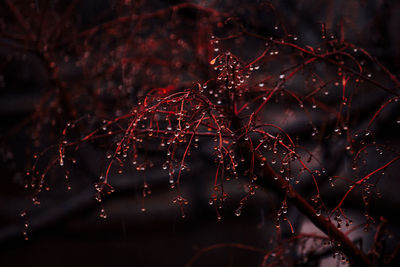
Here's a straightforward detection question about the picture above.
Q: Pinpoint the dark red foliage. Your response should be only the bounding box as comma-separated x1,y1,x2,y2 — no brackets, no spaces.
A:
1,1,400,266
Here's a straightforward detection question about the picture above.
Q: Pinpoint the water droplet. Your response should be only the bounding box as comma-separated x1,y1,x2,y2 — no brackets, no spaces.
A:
235,208,242,217
99,208,107,219
162,163,168,170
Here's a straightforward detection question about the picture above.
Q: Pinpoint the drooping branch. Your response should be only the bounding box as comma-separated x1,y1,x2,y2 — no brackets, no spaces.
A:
239,140,373,266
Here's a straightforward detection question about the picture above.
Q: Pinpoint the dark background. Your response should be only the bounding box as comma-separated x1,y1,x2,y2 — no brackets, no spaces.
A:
1,0,400,266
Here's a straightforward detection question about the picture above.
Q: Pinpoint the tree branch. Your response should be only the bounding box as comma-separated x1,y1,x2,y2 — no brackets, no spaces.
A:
240,141,373,267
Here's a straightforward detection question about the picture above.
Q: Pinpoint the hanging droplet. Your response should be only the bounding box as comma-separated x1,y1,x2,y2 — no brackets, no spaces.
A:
316,209,321,216
99,208,107,219
23,232,29,241
235,208,242,217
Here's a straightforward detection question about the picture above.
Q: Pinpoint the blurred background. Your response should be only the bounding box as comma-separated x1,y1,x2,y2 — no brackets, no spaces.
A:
1,0,400,266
